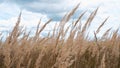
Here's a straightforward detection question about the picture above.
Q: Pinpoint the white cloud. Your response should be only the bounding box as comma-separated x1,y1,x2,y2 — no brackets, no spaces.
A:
0,0,120,38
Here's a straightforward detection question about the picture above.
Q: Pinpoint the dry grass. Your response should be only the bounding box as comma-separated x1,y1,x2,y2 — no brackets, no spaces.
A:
0,4,120,68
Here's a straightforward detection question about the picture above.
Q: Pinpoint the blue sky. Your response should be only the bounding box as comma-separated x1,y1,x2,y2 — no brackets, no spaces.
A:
0,0,120,37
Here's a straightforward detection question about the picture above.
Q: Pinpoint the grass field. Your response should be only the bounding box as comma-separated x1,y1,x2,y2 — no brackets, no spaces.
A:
0,4,120,68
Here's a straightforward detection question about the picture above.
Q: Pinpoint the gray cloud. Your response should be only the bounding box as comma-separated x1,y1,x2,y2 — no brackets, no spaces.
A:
1,0,80,21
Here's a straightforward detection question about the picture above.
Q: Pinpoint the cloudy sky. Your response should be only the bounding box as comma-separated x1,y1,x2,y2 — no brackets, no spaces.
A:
0,0,120,37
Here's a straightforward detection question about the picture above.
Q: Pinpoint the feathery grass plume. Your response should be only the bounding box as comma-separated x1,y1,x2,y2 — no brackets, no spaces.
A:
60,3,80,24
73,11,86,28
6,12,22,45
94,31,101,51
54,3,80,46
101,27,112,39
110,28,119,45
57,4,80,39
37,19,52,36
96,17,109,34
35,19,41,37
63,24,71,38
10,12,22,36
81,8,98,34
52,22,58,37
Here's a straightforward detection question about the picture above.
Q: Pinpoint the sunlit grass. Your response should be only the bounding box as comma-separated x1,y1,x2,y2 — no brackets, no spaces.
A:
0,4,120,68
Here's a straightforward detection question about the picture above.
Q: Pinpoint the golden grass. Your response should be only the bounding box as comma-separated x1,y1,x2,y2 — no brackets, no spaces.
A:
0,4,120,68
